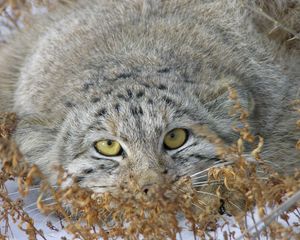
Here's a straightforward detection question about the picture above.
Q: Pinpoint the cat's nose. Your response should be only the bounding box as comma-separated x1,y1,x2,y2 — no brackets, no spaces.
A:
138,171,161,194
142,183,154,194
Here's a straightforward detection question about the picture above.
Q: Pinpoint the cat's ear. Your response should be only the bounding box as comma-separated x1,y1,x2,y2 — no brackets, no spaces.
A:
202,75,255,119
14,114,58,159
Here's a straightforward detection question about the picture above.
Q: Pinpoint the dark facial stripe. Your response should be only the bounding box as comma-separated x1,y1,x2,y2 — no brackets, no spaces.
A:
96,108,107,117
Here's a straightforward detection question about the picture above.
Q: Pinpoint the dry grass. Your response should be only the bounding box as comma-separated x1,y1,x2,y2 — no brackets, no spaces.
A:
0,1,300,239
0,90,299,239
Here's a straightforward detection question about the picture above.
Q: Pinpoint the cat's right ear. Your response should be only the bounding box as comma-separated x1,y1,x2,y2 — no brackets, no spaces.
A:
13,114,58,158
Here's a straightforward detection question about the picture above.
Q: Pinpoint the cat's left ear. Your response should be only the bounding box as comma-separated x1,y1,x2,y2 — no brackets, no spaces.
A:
203,75,255,119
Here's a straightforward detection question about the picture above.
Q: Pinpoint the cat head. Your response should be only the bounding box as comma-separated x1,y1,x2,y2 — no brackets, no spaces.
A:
15,74,253,194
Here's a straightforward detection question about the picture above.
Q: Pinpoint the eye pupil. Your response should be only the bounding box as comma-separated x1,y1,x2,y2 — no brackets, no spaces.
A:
170,133,175,138
107,140,112,146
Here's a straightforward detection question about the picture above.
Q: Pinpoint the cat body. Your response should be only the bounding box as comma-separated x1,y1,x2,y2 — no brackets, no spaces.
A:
0,0,299,193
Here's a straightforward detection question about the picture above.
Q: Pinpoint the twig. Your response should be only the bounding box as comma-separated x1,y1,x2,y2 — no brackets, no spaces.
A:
237,190,300,239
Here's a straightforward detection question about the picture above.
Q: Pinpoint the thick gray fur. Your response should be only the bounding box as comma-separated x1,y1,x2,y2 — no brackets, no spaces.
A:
0,0,299,195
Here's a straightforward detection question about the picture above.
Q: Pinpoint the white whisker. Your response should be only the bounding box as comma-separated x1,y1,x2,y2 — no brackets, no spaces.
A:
193,182,223,188
196,190,219,198
31,211,43,219
8,187,41,196
177,187,207,209
27,202,57,214
190,175,208,180
228,200,242,211
192,202,205,210
27,208,40,214
192,180,222,185
190,162,233,177
24,197,54,210
8,185,59,197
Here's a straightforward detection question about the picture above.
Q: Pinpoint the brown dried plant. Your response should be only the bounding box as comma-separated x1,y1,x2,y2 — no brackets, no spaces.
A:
0,1,300,239
1,84,300,239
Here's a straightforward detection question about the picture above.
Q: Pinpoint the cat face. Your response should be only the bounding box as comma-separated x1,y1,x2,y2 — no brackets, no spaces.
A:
56,79,239,193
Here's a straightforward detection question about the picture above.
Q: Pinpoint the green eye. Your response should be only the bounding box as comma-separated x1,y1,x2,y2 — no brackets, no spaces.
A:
163,128,188,150
94,140,123,156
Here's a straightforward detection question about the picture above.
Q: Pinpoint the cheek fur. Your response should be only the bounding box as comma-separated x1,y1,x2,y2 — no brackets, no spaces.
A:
170,141,219,175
